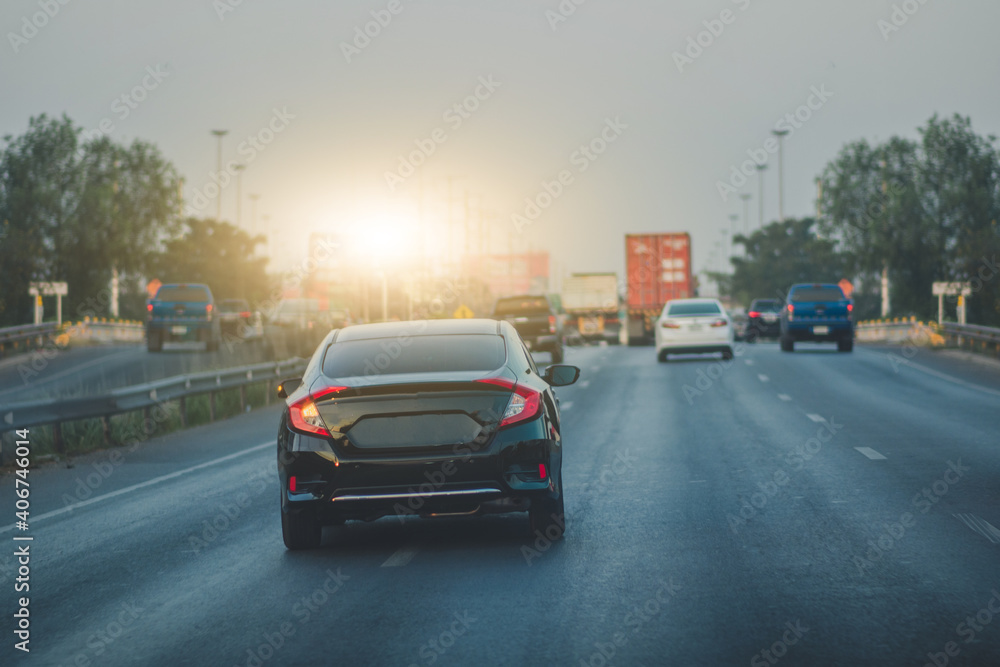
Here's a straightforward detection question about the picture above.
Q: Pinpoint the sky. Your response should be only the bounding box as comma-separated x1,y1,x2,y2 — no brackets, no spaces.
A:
3,0,1000,290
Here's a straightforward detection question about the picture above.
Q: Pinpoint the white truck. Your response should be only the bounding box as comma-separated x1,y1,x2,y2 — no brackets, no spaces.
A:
562,273,621,343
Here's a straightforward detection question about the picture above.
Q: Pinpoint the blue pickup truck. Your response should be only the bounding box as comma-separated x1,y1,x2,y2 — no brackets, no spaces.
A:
779,283,854,353
146,283,222,352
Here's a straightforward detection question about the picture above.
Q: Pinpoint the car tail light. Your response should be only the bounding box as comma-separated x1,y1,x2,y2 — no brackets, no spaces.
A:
289,476,297,492
476,377,541,428
710,318,728,328
146,303,153,312
748,311,760,318
787,304,794,313
287,385,347,437
847,304,853,312
539,463,547,479
206,304,213,313
661,321,681,329
240,311,251,318
548,315,556,333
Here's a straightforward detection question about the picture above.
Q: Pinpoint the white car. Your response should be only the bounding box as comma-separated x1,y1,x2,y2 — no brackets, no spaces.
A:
655,298,734,362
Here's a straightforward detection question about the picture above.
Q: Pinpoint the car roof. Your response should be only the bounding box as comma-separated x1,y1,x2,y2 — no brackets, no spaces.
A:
335,318,501,341
789,283,839,289
665,298,721,304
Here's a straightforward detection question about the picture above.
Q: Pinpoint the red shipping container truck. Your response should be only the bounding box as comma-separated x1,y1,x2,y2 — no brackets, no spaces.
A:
625,232,693,344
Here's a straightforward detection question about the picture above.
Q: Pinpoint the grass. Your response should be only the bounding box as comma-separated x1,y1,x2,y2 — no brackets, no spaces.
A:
11,382,275,460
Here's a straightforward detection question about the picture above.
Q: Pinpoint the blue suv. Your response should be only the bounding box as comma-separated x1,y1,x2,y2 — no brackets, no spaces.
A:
780,284,854,353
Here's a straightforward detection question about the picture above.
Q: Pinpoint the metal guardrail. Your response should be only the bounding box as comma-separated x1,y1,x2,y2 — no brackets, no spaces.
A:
856,318,1000,357
0,323,61,359
0,357,307,454
938,322,1000,357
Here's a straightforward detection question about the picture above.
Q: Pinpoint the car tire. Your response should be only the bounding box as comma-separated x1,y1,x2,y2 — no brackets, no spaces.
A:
147,331,162,353
550,344,564,364
282,509,322,550
838,338,854,353
657,349,668,363
722,347,734,361
780,337,794,352
529,492,565,541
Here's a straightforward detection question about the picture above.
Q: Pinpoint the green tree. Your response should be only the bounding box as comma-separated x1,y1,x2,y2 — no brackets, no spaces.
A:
723,218,847,308
0,114,182,325
151,218,270,305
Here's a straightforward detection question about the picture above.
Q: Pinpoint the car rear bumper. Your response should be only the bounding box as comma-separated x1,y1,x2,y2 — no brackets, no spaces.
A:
278,422,561,522
783,322,853,341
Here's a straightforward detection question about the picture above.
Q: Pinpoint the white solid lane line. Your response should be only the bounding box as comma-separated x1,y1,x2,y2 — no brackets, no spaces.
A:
561,401,574,411
888,356,1000,398
854,447,887,460
757,374,769,383
382,546,419,567
0,441,274,534
744,359,755,366
778,394,792,401
953,513,1000,544
806,414,826,423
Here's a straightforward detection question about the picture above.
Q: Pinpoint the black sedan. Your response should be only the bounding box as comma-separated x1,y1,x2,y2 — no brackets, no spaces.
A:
276,318,580,550
746,298,783,341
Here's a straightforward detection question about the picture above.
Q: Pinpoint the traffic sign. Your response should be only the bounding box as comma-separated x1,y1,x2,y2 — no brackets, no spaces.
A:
453,305,474,319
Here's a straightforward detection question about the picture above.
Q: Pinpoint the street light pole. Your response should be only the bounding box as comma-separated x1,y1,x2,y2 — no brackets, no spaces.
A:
755,163,767,229
729,214,740,259
248,194,260,236
211,130,228,221
772,129,789,222
739,194,751,256
233,164,246,227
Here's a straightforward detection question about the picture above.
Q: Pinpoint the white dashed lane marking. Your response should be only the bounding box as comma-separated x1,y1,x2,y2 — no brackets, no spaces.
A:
382,547,419,567
561,401,573,411
806,414,826,423
778,394,792,401
854,447,887,460
757,374,769,383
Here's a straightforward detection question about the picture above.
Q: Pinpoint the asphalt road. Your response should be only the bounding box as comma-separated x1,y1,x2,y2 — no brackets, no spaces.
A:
0,338,272,403
2,341,1000,666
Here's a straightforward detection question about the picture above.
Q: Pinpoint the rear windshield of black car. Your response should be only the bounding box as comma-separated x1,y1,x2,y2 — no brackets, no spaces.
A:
323,334,506,377
750,301,781,312
494,297,550,316
155,286,210,302
667,302,722,316
790,287,845,302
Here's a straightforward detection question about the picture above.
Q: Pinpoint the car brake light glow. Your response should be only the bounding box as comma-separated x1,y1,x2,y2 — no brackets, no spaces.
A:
476,378,541,428
548,315,556,333
206,304,213,313
847,304,853,312
289,476,297,492
539,463,547,479
748,311,760,318
240,311,251,318
661,321,681,329
710,318,728,328
287,385,347,437
147,303,153,312
787,304,794,313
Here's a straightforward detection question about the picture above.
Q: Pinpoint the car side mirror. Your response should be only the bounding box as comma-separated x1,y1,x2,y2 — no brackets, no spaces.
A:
277,377,302,399
543,365,580,387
